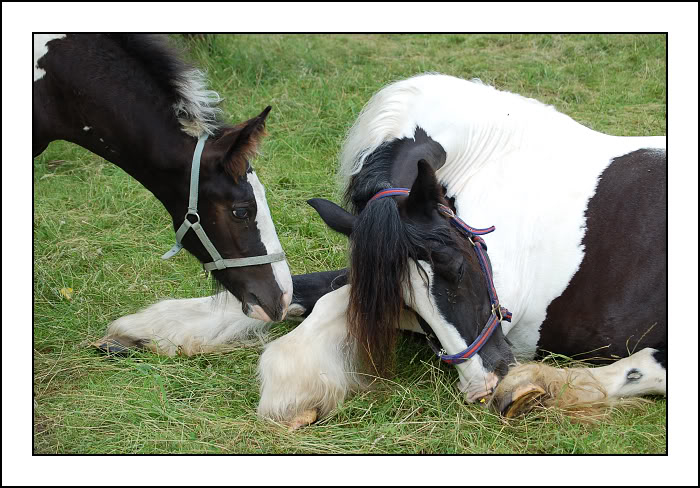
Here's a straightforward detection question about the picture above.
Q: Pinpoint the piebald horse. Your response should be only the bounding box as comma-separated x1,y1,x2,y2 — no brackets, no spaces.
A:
100,74,666,424
34,34,292,325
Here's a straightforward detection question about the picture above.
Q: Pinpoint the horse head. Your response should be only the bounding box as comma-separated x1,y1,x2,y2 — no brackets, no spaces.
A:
167,107,292,322
309,160,514,401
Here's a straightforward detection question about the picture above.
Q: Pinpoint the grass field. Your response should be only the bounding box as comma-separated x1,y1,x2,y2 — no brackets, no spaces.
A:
33,34,667,454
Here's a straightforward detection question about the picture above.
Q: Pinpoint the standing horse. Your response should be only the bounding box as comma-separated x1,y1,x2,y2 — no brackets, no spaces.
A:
34,34,292,325
102,74,667,424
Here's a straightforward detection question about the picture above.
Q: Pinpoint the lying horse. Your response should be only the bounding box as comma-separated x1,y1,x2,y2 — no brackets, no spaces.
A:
101,74,667,423
34,34,292,324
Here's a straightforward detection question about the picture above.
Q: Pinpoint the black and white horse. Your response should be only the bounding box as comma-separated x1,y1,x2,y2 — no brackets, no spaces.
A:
102,74,667,423
33,34,292,326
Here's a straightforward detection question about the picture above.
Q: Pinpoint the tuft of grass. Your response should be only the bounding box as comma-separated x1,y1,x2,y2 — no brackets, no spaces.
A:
34,34,666,454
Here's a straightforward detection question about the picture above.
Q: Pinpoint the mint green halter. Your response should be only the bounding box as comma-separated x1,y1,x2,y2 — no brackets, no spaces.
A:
162,134,285,271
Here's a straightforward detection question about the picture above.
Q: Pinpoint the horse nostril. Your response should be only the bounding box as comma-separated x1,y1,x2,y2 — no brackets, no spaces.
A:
242,294,269,322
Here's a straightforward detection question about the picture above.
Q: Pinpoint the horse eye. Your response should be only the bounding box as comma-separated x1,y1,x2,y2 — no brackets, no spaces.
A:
457,261,465,282
232,207,249,219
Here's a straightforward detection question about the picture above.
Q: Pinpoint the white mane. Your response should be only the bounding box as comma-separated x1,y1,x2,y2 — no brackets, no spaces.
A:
172,68,223,138
338,73,582,194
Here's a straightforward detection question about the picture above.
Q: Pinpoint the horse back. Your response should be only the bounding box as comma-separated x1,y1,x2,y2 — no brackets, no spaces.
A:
536,147,667,361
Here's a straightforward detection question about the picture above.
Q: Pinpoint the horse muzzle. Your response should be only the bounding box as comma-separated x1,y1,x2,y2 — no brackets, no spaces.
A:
459,371,500,403
242,289,292,323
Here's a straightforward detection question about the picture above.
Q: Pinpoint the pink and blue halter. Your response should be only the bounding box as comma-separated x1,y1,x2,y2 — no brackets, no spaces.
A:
369,188,512,365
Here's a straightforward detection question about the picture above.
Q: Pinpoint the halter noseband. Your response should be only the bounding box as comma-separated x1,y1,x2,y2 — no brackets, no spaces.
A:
162,134,285,271
369,188,512,365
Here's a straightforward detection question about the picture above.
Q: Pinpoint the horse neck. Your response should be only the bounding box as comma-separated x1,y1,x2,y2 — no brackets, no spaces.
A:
50,113,195,226
41,85,196,214
70,115,195,210
435,111,610,201
437,122,664,201
36,35,205,214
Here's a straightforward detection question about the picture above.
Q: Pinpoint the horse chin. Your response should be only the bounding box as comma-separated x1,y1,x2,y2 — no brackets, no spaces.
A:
243,303,275,322
213,273,286,323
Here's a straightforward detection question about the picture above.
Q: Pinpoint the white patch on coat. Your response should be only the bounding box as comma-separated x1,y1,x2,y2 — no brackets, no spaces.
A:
33,34,66,81
338,73,666,362
257,285,362,421
83,126,91,132
247,171,293,311
103,292,270,356
586,347,666,399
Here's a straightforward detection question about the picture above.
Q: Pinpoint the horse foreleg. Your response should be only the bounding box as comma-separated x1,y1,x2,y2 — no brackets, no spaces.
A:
257,285,362,427
94,292,271,356
288,269,348,317
490,347,666,417
94,269,348,356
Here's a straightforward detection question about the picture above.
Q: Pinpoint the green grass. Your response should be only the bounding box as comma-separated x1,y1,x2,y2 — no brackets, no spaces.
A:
33,34,666,454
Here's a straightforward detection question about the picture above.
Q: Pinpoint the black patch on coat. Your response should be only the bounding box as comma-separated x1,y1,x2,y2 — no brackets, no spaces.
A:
652,348,667,370
536,148,667,362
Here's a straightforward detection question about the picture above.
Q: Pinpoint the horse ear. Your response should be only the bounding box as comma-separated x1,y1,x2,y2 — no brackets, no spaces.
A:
218,106,272,180
405,159,441,215
307,198,355,236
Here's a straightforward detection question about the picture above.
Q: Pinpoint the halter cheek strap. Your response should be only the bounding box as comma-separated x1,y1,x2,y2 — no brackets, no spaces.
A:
162,134,285,270
370,188,512,365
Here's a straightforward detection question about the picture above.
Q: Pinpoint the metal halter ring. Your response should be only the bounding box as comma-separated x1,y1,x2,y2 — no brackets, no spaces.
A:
492,304,504,322
185,210,200,224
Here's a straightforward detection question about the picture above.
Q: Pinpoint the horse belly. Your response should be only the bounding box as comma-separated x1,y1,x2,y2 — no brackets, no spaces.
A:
536,148,667,362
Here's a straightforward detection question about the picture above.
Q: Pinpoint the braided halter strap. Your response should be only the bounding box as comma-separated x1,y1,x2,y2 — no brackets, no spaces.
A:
369,188,511,365
162,134,285,271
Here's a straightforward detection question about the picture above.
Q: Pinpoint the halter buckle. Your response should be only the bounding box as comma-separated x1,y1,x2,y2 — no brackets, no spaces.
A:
438,204,456,219
492,304,503,322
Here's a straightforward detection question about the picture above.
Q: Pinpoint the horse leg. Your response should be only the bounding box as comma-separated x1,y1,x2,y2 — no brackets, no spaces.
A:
490,347,666,417
257,285,362,429
95,292,270,356
94,269,348,356
580,347,666,399
286,269,348,317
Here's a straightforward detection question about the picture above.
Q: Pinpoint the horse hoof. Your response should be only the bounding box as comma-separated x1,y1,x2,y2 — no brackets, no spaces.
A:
288,409,318,431
92,335,142,356
492,383,546,418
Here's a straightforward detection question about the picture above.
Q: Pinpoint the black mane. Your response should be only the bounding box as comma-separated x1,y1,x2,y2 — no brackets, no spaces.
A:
344,141,397,214
344,135,467,376
105,34,192,107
